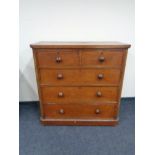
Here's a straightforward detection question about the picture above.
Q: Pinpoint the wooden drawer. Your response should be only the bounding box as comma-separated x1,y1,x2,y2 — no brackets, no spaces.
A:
39,69,121,86
43,103,117,119
81,49,123,67
36,49,79,67
41,86,118,103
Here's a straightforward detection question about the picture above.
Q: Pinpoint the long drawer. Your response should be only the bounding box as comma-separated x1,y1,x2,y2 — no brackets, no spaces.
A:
39,69,121,86
43,103,117,119
41,86,119,103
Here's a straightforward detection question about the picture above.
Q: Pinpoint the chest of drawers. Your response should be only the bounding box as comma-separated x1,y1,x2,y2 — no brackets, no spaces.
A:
30,42,130,126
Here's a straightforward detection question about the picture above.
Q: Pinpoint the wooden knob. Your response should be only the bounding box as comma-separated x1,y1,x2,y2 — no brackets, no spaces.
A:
98,74,104,79
95,109,100,114
57,73,63,79
59,109,64,114
56,57,62,63
99,56,105,62
96,91,102,97
58,92,64,97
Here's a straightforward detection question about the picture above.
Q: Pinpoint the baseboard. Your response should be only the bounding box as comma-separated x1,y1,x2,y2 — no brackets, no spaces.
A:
19,97,135,104
121,97,135,99
121,97,135,100
19,101,39,105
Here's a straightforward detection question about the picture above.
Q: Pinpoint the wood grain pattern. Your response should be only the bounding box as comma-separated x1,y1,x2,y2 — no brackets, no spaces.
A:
32,50,44,117
43,103,117,119
30,41,131,49
37,49,79,67
39,69,121,86
115,51,128,118
81,49,124,67
40,118,118,126
41,86,118,103
31,42,130,126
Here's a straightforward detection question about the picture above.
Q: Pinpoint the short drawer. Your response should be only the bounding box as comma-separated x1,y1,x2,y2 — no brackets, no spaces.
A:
41,87,118,103
43,103,117,119
36,49,79,67
81,49,124,67
39,69,121,86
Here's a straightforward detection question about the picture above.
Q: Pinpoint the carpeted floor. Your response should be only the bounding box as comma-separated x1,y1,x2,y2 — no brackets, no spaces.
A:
19,98,135,155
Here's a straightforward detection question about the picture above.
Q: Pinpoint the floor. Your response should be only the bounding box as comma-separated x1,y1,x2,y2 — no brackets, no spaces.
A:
19,98,135,155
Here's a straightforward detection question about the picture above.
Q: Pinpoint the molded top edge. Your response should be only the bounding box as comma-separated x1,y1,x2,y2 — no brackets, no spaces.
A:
30,41,131,49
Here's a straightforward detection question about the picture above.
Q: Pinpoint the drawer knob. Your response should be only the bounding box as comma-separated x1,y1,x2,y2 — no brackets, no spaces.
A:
57,73,63,79
59,109,65,114
96,91,102,97
98,74,104,79
56,57,62,63
95,109,100,114
99,56,105,62
58,92,64,97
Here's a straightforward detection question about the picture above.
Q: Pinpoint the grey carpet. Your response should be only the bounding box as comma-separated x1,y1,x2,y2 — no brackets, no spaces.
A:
19,98,135,155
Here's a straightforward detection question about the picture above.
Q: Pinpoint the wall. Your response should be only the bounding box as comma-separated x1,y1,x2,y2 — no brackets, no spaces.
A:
19,0,135,101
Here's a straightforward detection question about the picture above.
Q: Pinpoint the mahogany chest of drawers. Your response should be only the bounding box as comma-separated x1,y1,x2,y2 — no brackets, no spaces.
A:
30,42,130,126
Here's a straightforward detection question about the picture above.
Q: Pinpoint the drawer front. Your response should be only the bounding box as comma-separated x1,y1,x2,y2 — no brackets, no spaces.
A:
39,69,121,85
81,49,123,67
36,49,79,67
41,87,118,103
43,103,117,119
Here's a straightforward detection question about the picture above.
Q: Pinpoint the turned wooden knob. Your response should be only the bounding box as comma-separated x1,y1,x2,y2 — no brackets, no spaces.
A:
59,109,64,114
57,73,63,79
98,74,104,79
56,57,62,63
58,92,64,97
95,109,100,114
96,91,102,97
99,56,105,62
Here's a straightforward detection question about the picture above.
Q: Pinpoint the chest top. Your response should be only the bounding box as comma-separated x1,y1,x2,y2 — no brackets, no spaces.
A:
30,41,131,49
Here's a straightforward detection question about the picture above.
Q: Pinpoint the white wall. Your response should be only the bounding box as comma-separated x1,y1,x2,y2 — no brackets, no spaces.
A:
19,0,135,101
